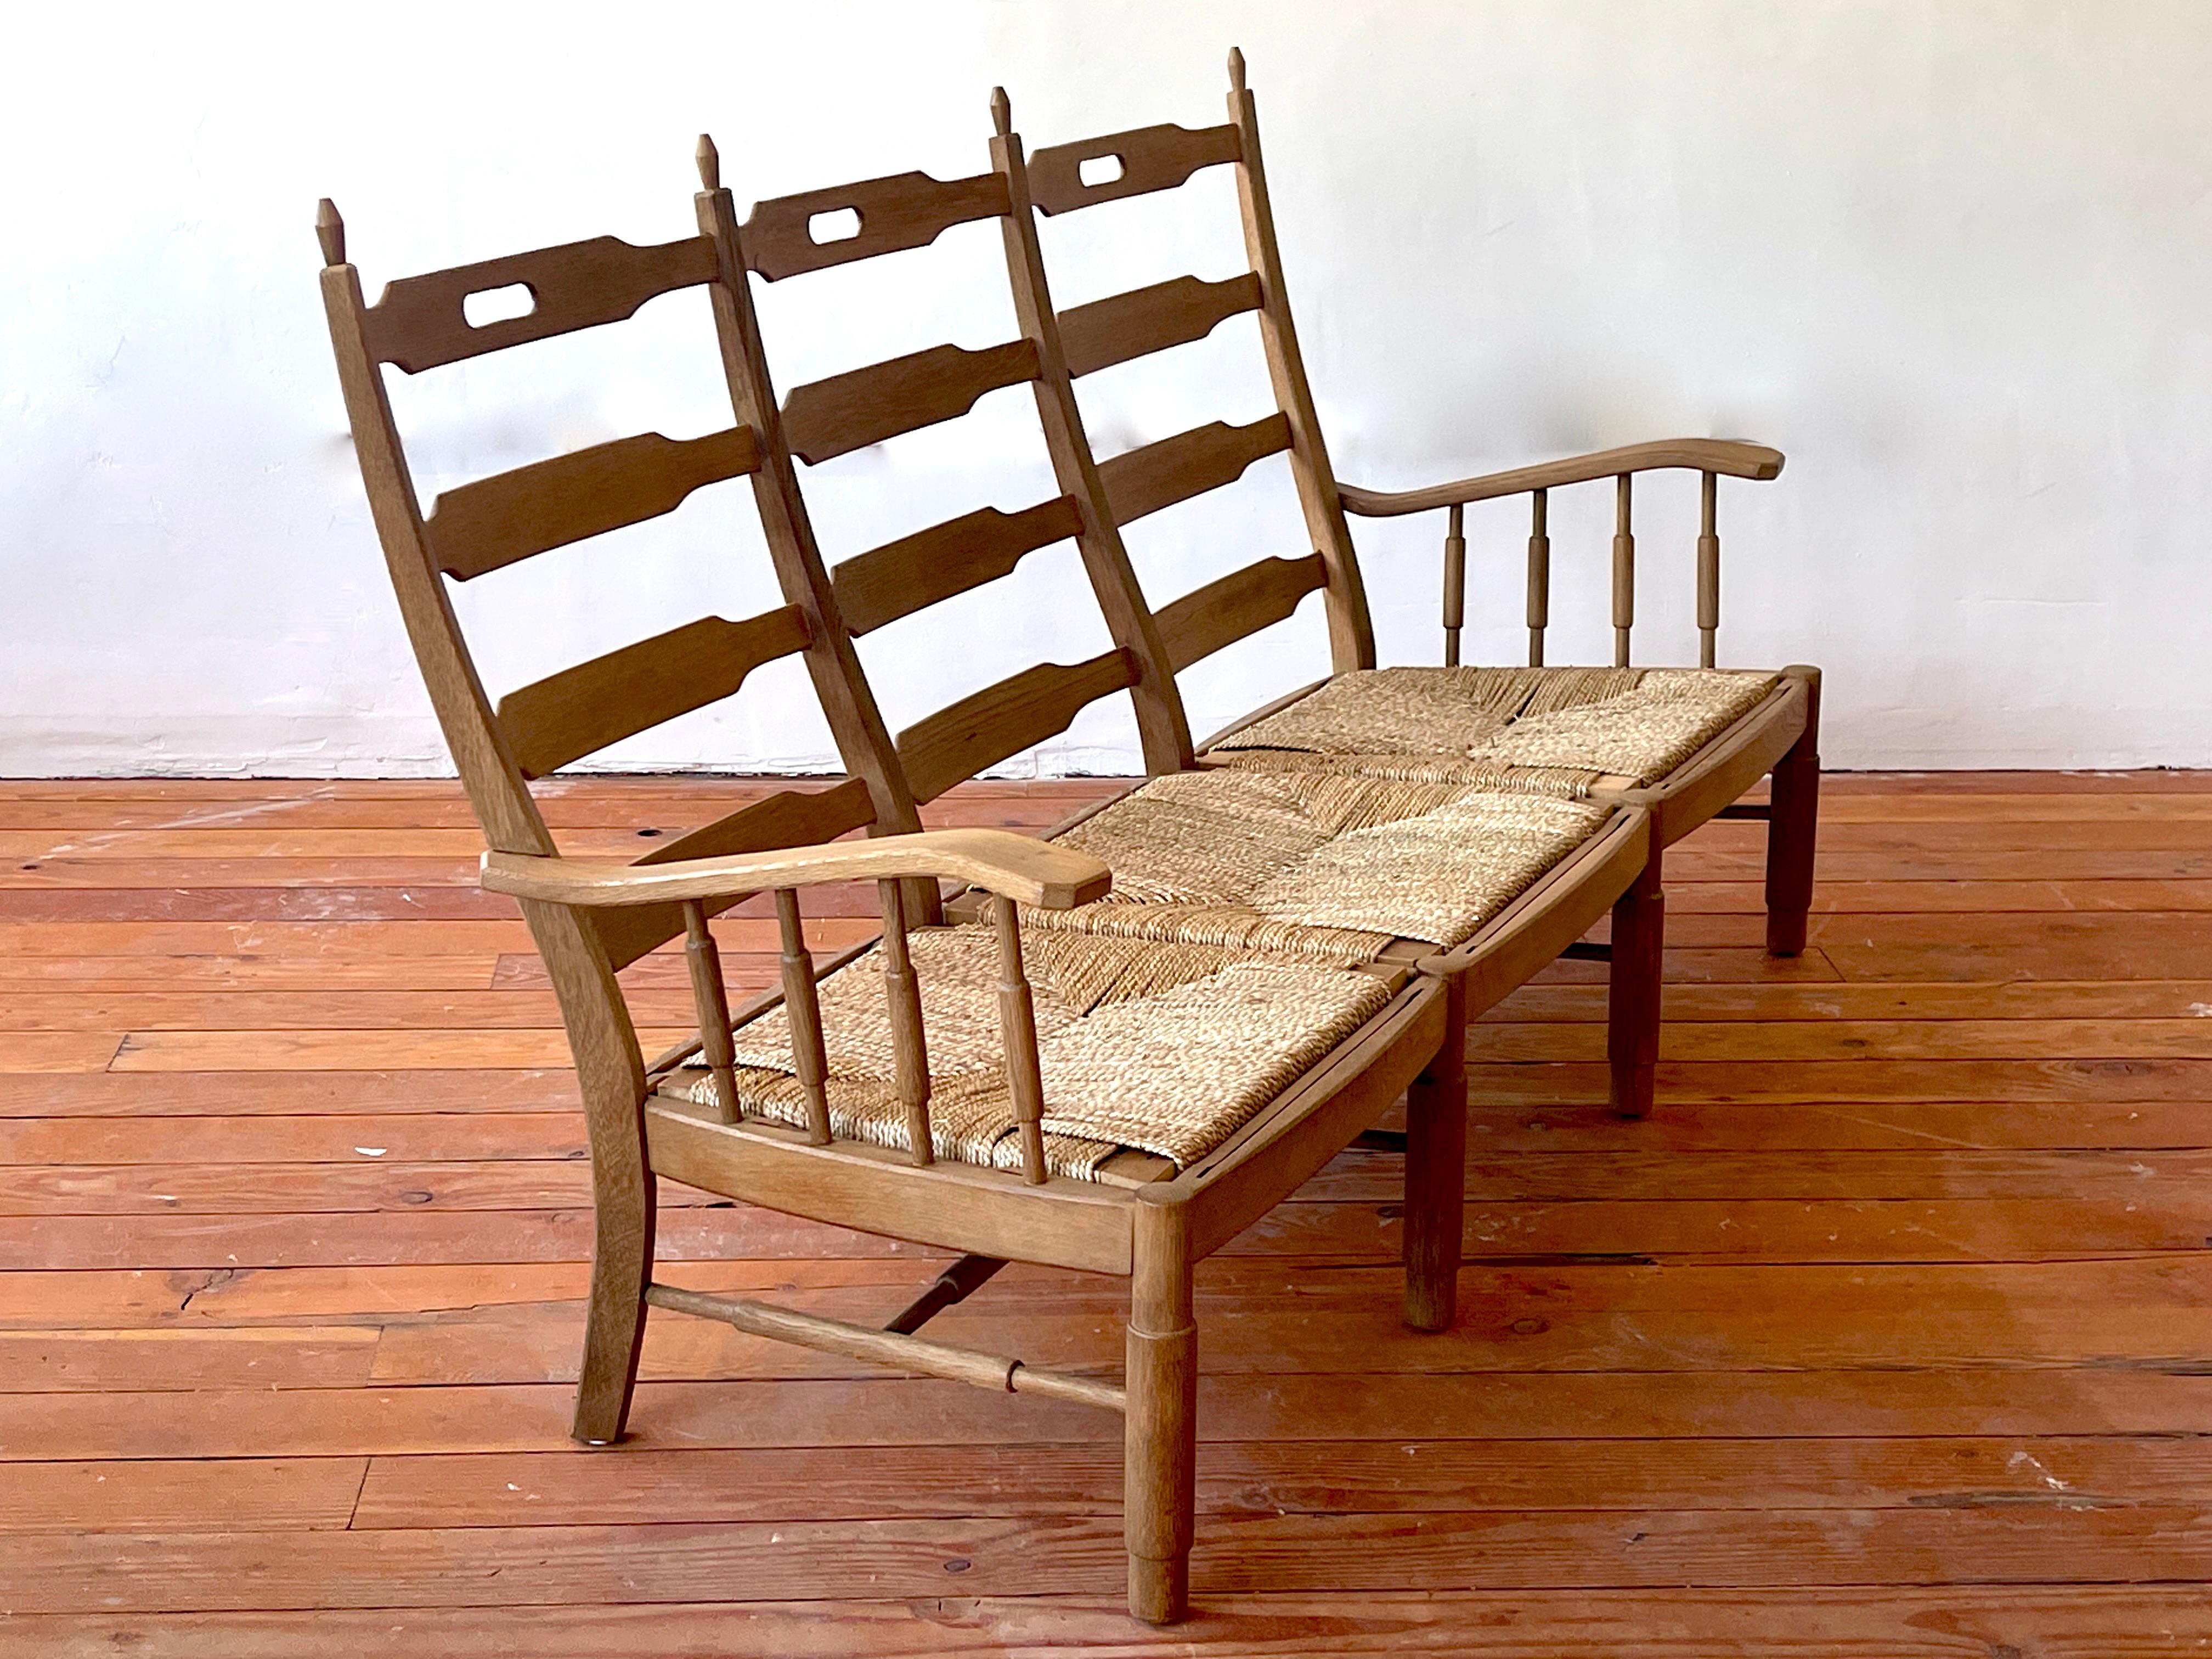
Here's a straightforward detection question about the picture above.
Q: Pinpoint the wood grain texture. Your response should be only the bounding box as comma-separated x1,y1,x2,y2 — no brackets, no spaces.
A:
1028,122,1243,216
495,605,811,779
1153,554,1326,672
423,426,760,580
741,172,1009,281
362,234,721,373
10,1588,2212,1658
597,777,879,973
1058,273,1263,379
1095,415,1291,526
894,651,1137,805
781,338,1041,464
9,771,2211,1648
832,498,1083,636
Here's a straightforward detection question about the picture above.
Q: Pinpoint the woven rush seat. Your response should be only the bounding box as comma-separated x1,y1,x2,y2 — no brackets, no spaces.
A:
674,924,1390,1181
1023,768,1611,955
1207,665,1779,793
670,765,1608,1182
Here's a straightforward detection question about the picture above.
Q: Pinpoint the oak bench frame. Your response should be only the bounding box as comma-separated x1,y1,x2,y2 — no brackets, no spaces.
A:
315,135,1655,1623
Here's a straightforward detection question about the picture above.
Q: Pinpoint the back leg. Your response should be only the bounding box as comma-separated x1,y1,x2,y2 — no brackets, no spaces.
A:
1607,847,1664,1120
1765,668,1823,958
1403,974,1468,1332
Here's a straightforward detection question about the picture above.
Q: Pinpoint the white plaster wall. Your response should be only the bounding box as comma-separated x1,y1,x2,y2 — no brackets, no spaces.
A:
4,0,2208,776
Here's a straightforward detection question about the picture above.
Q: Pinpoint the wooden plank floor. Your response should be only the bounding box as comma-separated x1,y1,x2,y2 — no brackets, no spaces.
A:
4,770,2212,1656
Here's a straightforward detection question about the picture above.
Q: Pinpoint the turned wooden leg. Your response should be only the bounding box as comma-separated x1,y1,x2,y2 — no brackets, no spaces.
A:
571,1158,655,1446
1126,1194,1197,1625
1402,974,1468,1333
1766,669,1823,958
1607,845,1664,1120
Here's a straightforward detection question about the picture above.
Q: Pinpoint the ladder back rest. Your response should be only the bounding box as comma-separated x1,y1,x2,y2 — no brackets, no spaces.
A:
315,188,904,975
730,101,1195,805
1017,50,1376,695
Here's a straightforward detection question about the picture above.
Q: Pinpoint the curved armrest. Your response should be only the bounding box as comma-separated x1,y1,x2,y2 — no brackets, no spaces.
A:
1339,439,1785,518
482,827,1113,911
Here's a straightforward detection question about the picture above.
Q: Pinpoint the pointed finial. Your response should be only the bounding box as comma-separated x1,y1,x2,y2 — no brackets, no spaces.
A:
989,86,1011,137
315,198,346,266
696,134,720,191
1228,47,1246,93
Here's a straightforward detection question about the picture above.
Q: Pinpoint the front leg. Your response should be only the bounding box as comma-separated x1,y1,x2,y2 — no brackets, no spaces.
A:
1125,1195,1198,1624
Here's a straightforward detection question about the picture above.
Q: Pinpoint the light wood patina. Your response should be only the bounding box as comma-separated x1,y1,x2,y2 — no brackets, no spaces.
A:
319,131,1606,1624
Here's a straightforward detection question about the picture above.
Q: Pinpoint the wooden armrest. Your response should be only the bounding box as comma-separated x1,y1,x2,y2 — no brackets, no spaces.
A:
1338,439,1785,518
482,827,1113,911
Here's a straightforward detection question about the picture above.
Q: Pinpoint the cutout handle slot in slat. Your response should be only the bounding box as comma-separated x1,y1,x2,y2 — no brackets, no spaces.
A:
364,235,721,373
498,605,811,779
782,339,1041,465
833,496,1084,637
1058,273,1264,379
1154,552,1327,673
1028,123,1244,217
1097,414,1292,526
895,649,1137,806
742,171,1011,281
426,426,762,580
595,778,878,971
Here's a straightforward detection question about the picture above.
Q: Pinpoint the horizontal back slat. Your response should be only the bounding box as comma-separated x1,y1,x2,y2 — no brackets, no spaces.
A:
498,606,812,778
833,496,1084,636
425,427,762,580
1154,553,1328,673
1028,123,1243,217
596,777,879,970
782,339,1042,465
1059,273,1263,379
896,648,1136,805
1097,413,1292,526
365,235,721,374
743,171,1011,281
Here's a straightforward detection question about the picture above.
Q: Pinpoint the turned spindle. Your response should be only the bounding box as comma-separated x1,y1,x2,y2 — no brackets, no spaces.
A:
1697,469,1720,668
1526,488,1550,667
877,880,933,1165
1441,503,1465,668
991,895,1048,1184
775,889,832,1145
1611,473,1635,667
682,900,739,1125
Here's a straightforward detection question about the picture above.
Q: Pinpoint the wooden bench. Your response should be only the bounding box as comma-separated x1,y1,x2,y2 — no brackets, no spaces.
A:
313,129,1648,1624
1003,53,1821,1118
